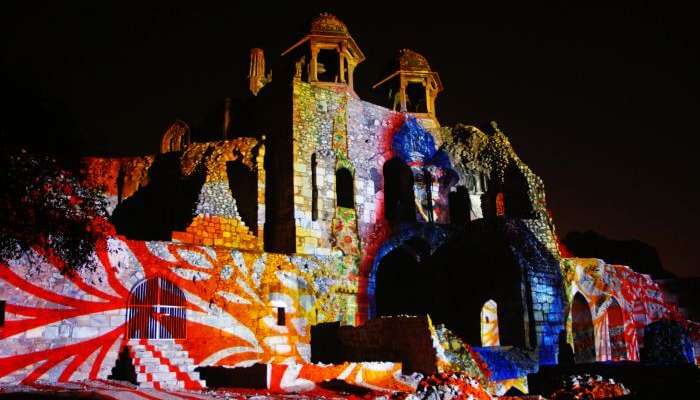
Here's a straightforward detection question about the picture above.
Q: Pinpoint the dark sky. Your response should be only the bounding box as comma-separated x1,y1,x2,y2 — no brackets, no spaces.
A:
2,2,698,277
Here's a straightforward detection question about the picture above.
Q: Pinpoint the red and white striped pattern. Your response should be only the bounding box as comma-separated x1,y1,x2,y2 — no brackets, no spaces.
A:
0,379,212,400
129,340,205,391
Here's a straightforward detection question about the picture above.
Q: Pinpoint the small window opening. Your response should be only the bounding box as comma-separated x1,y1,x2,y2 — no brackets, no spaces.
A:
405,82,428,113
311,153,318,220
480,299,500,346
317,49,340,83
496,192,505,217
336,168,354,208
277,307,286,326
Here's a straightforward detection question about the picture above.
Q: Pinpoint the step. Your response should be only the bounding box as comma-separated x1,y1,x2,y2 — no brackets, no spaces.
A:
132,350,189,359
136,364,172,373
133,356,195,365
186,371,201,381
129,343,184,351
132,343,184,351
136,371,177,382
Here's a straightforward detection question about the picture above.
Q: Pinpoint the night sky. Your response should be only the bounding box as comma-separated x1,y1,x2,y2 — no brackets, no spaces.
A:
2,3,698,277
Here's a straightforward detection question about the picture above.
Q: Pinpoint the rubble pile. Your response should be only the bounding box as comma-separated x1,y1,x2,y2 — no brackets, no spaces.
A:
395,372,493,400
431,323,492,389
549,374,630,400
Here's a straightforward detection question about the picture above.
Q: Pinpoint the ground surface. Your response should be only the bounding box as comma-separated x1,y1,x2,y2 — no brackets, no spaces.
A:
0,380,376,400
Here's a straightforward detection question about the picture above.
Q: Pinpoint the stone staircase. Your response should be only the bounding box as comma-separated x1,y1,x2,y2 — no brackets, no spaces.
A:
127,339,206,390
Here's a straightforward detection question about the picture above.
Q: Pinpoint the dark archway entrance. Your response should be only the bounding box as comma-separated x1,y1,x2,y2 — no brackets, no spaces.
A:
572,292,596,363
383,158,416,223
608,297,626,361
375,239,429,317
127,277,186,339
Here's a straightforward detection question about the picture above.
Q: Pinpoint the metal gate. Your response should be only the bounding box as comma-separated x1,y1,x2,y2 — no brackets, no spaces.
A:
127,277,186,339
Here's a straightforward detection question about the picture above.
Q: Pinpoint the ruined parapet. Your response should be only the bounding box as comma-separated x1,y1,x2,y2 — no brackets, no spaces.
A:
160,120,190,153
81,155,154,214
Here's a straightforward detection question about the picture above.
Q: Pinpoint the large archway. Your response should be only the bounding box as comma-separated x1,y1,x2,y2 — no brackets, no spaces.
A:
127,277,186,339
607,297,626,361
374,239,429,318
572,292,596,363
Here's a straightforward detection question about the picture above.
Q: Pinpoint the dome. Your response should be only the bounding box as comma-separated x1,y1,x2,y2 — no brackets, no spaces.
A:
398,49,431,72
310,13,349,36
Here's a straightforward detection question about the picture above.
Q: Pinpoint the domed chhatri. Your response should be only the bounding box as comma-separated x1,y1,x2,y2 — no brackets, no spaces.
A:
373,48,443,123
310,13,349,36
282,12,364,90
398,48,432,72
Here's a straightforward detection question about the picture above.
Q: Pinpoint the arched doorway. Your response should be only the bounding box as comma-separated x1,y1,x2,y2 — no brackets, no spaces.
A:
375,240,428,317
572,292,596,363
607,297,626,361
127,277,186,339
383,158,416,223
480,300,500,346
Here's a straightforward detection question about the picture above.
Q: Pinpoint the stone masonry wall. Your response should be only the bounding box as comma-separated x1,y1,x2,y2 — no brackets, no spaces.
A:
0,236,358,384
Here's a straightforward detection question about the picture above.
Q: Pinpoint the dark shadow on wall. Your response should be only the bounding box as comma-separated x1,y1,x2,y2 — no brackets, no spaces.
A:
107,346,137,385
111,151,206,240
195,364,267,389
227,160,258,235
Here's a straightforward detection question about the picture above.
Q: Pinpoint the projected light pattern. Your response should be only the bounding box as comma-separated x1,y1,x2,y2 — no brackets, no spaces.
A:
561,257,690,362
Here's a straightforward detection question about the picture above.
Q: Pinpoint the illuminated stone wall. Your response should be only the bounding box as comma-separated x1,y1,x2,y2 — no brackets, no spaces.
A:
561,257,689,363
0,236,408,389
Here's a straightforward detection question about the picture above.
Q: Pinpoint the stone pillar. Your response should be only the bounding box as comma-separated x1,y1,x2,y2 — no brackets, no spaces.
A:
339,52,346,84
348,62,356,89
399,80,408,112
310,46,319,82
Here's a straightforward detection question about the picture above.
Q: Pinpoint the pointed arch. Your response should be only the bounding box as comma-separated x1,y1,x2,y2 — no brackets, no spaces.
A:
480,300,500,346
383,158,416,222
572,292,596,363
607,297,626,361
374,237,430,318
